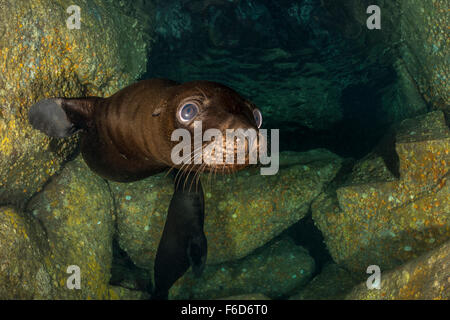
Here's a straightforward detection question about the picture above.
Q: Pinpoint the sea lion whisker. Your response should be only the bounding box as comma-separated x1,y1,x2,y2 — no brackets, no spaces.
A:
193,162,207,193
177,161,194,190
189,164,202,193
175,156,196,190
166,149,198,179
174,159,191,182
220,163,226,184
190,162,204,193
200,164,209,191
207,164,214,192
173,145,203,184
213,164,219,186
164,165,178,178
180,154,200,191
170,152,190,179
172,160,191,187
188,163,199,193
184,148,204,191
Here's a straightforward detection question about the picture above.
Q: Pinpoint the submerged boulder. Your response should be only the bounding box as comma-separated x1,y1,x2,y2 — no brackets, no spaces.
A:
289,263,359,300
313,111,450,273
111,149,342,272
389,0,449,117
0,0,149,206
0,207,52,299
109,286,150,300
26,157,116,299
218,293,271,300
170,237,315,300
346,239,450,300
1,156,157,300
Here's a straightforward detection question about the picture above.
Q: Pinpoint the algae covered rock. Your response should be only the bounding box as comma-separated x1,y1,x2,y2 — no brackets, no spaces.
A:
1,155,157,300
0,206,53,299
289,263,358,300
346,240,450,300
338,0,448,118
26,156,116,299
109,286,150,300
170,237,315,300
0,0,150,205
218,294,271,300
389,0,449,116
111,149,342,271
313,111,450,273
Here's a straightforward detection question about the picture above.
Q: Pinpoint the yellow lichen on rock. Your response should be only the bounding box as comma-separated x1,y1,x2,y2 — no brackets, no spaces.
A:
0,0,150,205
0,206,53,299
314,111,450,273
26,156,116,299
346,240,450,300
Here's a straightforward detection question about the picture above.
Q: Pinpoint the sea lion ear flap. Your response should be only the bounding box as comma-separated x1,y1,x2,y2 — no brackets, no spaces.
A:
28,97,99,138
152,107,164,117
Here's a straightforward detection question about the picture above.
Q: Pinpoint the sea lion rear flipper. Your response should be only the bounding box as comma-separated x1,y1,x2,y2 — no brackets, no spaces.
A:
153,172,207,299
28,97,99,138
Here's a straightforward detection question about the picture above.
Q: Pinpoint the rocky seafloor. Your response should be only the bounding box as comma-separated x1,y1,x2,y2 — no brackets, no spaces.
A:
0,0,448,299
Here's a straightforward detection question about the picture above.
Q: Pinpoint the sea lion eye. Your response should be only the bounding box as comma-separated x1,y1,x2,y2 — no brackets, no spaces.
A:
253,108,262,128
178,103,199,122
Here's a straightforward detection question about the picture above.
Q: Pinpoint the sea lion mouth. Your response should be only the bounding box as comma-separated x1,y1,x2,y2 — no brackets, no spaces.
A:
168,129,262,181
201,137,254,168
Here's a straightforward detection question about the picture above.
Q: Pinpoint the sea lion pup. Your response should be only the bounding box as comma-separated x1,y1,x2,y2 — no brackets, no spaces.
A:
28,79,263,299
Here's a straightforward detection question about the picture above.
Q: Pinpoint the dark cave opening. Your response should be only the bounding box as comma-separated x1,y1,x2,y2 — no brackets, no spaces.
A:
144,0,399,161
285,214,333,276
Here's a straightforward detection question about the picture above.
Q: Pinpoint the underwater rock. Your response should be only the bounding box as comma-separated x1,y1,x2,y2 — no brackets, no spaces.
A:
379,60,428,125
26,156,116,299
289,263,359,300
110,149,342,271
387,0,449,117
109,286,150,300
0,0,149,206
0,207,53,299
169,237,315,300
217,294,271,300
313,111,450,273
253,74,343,131
341,0,448,119
346,239,450,300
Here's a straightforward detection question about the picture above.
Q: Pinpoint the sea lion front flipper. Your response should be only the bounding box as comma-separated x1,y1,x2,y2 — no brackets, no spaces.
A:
187,231,207,277
28,97,100,138
153,172,207,300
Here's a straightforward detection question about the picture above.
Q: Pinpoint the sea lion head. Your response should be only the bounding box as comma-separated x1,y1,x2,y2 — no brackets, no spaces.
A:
160,80,263,175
